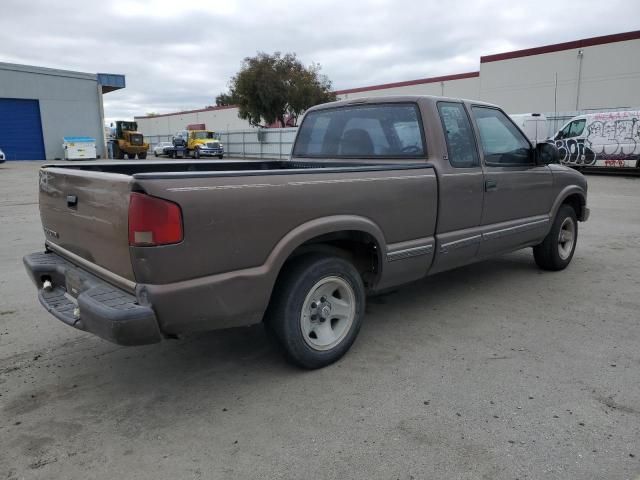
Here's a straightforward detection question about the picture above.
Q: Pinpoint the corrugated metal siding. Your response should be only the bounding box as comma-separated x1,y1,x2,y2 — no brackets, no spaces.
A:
0,98,46,160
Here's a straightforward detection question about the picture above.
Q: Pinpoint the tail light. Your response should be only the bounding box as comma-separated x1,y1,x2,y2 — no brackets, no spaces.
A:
128,193,183,246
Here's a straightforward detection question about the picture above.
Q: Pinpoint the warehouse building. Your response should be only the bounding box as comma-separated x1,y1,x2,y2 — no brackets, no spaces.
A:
0,62,124,160
136,29,640,141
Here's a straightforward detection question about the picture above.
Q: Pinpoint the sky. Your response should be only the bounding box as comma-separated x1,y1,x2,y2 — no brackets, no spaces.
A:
1,0,639,123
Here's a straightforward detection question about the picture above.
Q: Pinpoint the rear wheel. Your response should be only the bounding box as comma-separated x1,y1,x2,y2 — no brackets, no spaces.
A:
533,204,578,271
138,152,147,159
127,153,136,160
265,255,365,369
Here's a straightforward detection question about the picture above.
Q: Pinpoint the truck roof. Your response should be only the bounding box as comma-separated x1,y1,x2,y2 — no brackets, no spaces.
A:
307,95,499,112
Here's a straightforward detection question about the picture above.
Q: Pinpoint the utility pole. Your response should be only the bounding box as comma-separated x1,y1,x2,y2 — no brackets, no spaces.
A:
575,49,584,110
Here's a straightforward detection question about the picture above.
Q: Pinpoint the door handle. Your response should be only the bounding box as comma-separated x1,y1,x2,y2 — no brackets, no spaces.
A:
485,179,497,192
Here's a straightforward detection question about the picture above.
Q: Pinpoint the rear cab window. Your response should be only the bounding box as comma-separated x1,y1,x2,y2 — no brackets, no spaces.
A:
293,103,425,158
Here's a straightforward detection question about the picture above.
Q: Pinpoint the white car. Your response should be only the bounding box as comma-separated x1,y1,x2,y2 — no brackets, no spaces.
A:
0,148,5,163
153,142,173,157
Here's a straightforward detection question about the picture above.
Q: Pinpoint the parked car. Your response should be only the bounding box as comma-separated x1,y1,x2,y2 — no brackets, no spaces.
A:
153,142,173,157
24,95,589,369
551,110,640,169
0,148,5,163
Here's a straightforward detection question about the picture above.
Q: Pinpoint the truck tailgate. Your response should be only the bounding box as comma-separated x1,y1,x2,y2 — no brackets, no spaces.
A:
38,167,135,282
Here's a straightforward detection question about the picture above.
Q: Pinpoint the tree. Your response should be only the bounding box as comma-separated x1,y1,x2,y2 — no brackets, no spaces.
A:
216,52,336,128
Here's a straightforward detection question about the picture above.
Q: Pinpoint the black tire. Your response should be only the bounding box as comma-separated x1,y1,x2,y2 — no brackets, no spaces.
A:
172,151,177,159
127,153,136,160
194,149,200,159
218,154,224,160
265,254,365,369
533,204,578,271
138,152,147,159
154,152,158,157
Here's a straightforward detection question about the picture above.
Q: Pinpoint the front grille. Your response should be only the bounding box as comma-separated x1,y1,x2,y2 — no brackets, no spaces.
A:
206,142,220,149
130,134,143,146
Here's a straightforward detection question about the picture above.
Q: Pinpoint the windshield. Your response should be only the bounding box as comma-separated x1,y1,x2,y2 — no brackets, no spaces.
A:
193,131,219,140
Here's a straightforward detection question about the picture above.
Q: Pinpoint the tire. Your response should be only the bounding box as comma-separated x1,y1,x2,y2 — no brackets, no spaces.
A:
194,149,200,159
138,152,147,159
154,152,158,157
172,151,177,159
265,254,365,369
533,204,578,271
127,153,136,160
218,154,224,160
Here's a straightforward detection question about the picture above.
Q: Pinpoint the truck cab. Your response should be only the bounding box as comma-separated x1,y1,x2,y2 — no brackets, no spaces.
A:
172,129,224,159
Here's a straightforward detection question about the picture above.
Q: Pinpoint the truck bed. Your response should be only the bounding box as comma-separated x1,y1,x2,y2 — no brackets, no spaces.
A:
42,159,427,177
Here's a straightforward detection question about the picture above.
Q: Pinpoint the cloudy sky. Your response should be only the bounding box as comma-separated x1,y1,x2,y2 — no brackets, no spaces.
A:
1,0,638,122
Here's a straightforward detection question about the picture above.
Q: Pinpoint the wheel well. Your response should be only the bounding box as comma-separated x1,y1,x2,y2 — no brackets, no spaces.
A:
562,193,585,220
285,231,381,290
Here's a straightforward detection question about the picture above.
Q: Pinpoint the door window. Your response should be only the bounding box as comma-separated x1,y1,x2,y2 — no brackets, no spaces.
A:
472,107,532,166
568,119,586,137
437,102,479,168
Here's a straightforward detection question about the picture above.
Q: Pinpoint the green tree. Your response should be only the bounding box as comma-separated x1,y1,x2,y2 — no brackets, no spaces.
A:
216,52,336,127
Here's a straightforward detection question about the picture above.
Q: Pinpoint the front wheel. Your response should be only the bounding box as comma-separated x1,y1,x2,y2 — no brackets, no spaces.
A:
217,154,224,160
138,152,147,159
265,255,365,369
533,205,578,271
193,149,200,159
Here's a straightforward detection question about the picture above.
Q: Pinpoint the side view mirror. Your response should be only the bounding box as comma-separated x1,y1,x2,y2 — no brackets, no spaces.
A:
536,142,559,165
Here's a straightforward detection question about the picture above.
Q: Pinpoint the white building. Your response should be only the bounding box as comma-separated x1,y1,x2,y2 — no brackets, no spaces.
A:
136,30,640,140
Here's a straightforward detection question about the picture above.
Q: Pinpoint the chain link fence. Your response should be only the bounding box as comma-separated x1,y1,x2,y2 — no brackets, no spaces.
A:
145,128,298,159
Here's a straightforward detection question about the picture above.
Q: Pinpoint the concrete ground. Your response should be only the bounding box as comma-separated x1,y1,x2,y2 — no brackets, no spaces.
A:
0,161,638,480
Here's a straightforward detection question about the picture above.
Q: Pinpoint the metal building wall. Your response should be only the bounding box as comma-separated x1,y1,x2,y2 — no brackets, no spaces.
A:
479,35,640,113
0,63,106,160
135,106,251,137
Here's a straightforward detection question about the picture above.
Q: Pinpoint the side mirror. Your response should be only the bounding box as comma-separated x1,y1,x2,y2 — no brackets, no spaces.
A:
536,142,559,165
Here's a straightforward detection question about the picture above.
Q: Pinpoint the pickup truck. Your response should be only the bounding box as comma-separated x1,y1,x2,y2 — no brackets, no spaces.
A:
24,95,589,369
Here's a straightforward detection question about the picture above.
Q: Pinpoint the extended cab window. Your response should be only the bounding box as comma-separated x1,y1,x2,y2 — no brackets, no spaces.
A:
437,102,479,168
293,104,425,158
472,107,532,166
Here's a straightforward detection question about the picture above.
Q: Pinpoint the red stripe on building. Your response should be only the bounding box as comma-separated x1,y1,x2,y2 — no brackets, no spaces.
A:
480,30,640,63
334,71,480,95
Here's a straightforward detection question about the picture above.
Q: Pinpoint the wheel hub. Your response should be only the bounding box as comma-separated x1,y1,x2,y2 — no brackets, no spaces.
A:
300,276,356,351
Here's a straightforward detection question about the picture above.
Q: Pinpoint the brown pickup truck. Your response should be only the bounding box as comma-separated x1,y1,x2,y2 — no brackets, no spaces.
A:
24,95,589,368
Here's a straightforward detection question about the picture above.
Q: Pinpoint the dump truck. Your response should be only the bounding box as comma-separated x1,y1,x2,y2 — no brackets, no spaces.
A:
109,121,149,160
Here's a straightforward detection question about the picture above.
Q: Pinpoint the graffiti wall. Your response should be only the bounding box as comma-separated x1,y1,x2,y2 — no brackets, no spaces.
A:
555,111,640,168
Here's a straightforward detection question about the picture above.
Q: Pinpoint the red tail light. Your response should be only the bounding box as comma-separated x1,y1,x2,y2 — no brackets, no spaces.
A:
128,193,183,246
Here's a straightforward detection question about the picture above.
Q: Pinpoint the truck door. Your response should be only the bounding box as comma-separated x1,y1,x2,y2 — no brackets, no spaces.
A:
429,101,485,274
470,106,553,258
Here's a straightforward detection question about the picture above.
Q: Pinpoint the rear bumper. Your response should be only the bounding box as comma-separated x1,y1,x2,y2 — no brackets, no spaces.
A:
23,251,162,346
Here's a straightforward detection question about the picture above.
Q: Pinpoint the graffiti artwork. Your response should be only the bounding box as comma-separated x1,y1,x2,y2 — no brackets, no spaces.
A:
553,111,640,168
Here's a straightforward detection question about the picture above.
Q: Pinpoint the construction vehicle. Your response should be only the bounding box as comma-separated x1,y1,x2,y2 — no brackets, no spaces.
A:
169,124,224,159
108,121,149,160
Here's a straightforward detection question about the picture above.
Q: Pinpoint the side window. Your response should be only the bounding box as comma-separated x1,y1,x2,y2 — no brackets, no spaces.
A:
472,107,532,166
437,102,479,168
568,119,586,138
